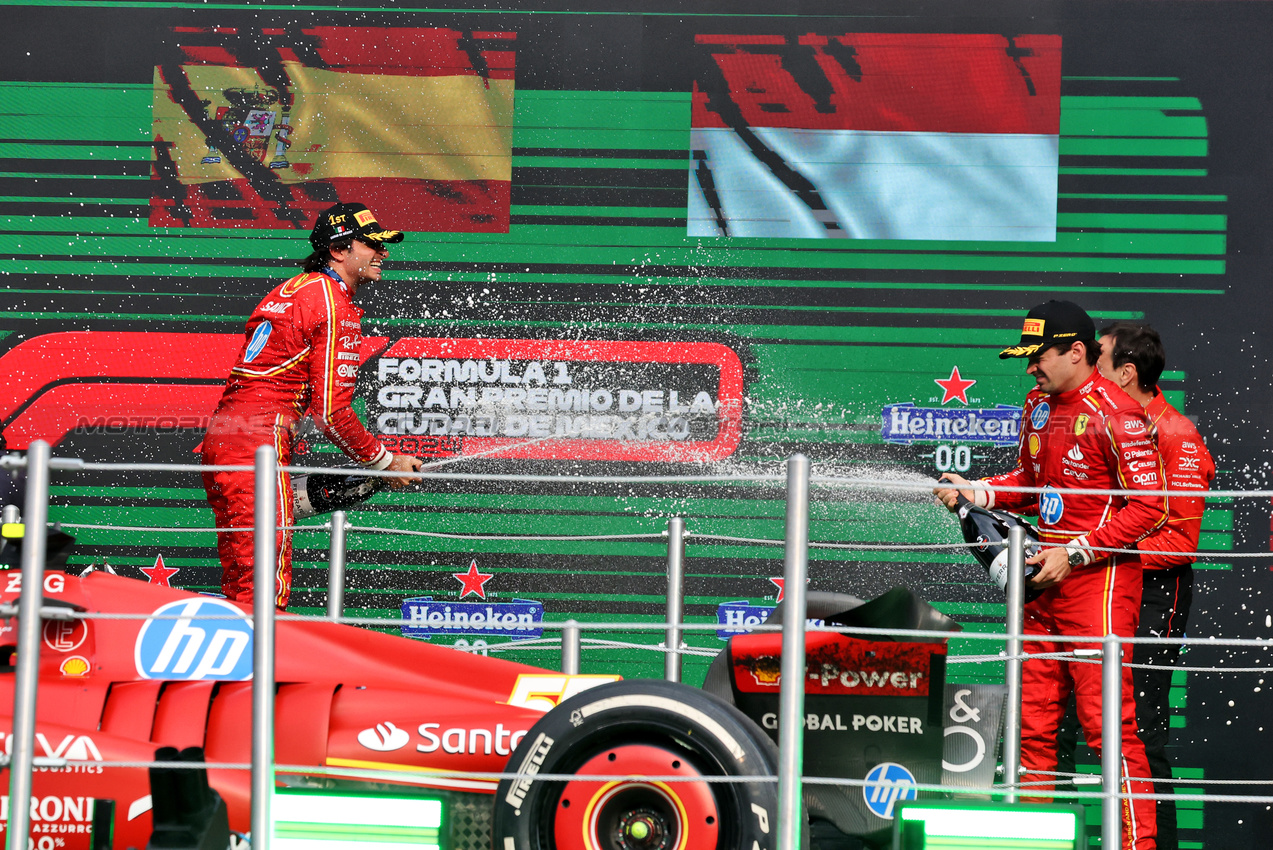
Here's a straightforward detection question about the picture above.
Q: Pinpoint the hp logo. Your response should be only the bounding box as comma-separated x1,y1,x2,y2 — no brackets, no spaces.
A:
135,598,254,681
863,762,917,819
1039,489,1065,525
1030,401,1051,430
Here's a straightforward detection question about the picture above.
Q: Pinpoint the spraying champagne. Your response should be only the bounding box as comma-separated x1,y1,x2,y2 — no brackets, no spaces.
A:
951,492,1044,602
293,471,387,519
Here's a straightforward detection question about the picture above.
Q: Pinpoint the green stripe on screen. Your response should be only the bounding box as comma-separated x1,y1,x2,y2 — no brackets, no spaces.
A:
0,143,151,160
382,277,1223,295
514,156,687,169
1059,138,1206,157
7,228,1228,257
0,221,1231,256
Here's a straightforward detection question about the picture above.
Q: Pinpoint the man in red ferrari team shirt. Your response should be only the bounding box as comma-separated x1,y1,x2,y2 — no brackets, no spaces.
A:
935,300,1167,850
202,202,424,609
1097,321,1215,850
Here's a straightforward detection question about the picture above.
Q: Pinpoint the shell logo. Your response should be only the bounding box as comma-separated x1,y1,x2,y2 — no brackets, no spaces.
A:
60,655,91,677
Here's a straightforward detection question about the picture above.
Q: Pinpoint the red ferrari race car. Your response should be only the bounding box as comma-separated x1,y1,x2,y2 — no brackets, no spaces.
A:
0,535,1001,850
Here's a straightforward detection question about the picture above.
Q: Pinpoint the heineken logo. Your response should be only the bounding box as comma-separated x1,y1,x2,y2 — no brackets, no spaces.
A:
880,403,1021,447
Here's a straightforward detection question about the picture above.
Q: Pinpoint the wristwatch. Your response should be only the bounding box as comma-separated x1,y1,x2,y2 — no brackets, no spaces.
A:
1066,548,1086,568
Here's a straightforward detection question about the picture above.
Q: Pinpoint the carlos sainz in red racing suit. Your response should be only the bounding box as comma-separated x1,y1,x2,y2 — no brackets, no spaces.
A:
202,202,423,609
938,300,1167,850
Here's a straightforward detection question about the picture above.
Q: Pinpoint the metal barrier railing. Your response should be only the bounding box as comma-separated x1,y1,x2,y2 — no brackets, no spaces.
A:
5,441,1272,850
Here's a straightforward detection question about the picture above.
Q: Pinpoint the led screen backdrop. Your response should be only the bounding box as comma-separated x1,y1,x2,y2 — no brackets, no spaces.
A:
3,1,1272,845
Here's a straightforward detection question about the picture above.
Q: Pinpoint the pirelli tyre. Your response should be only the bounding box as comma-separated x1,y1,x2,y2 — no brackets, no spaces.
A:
493,678,788,850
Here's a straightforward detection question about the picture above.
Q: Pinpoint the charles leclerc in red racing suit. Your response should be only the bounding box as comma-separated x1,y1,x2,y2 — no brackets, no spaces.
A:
980,371,1167,849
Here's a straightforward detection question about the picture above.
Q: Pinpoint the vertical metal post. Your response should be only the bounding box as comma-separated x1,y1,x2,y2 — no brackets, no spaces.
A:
7,440,50,850
778,453,810,850
327,509,347,620
1102,634,1124,850
561,619,581,675
664,517,686,682
252,444,277,850
1001,524,1026,803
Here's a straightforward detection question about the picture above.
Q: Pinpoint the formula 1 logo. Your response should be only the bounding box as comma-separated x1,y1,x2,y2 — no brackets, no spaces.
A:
863,762,917,819
134,598,254,681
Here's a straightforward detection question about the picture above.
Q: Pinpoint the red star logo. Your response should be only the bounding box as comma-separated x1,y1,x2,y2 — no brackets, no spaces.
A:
453,560,494,599
141,554,179,587
769,577,813,603
935,366,977,405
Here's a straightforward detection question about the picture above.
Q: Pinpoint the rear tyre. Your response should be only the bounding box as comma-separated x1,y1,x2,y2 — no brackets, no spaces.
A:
492,679,782,850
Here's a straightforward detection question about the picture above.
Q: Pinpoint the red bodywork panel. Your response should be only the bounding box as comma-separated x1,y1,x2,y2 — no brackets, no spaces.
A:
0,571,614,848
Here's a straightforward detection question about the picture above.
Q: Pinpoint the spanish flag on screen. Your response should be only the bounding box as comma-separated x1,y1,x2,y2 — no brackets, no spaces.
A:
689,33,1061,241
151,26,515,233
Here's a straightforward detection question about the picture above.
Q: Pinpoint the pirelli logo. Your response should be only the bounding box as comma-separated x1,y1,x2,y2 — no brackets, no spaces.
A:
355,209,377,226
1022,318,1044,336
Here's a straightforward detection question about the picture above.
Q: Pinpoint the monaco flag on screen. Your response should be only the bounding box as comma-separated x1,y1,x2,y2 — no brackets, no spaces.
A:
689,33,1061,241
151,26,515,233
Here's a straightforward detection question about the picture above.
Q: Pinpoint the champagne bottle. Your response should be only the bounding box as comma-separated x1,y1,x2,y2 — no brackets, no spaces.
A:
293,471,387,519
952,493,1044,602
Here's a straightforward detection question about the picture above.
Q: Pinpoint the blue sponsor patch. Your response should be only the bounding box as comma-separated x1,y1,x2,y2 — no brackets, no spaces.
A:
717,601,774,639
715,601,824,640
134,598,254,681
1039,488,1064,525
880,403,1021,447
244,320,272,363
1030,401,1051,430
400,596,543,640
863,762,918,819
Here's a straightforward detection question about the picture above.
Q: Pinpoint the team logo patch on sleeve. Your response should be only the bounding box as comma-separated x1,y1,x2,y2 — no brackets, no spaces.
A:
244,320,272,363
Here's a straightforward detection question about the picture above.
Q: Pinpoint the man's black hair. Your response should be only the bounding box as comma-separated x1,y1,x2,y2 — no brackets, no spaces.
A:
1100,321,1165,392
1046,338,1102,367
299,237,354,273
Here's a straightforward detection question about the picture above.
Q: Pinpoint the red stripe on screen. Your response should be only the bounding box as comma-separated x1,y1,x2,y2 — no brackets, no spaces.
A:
692,32,1060,134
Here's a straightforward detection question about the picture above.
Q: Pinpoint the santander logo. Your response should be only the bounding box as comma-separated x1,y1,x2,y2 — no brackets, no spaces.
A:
357,721,410,752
